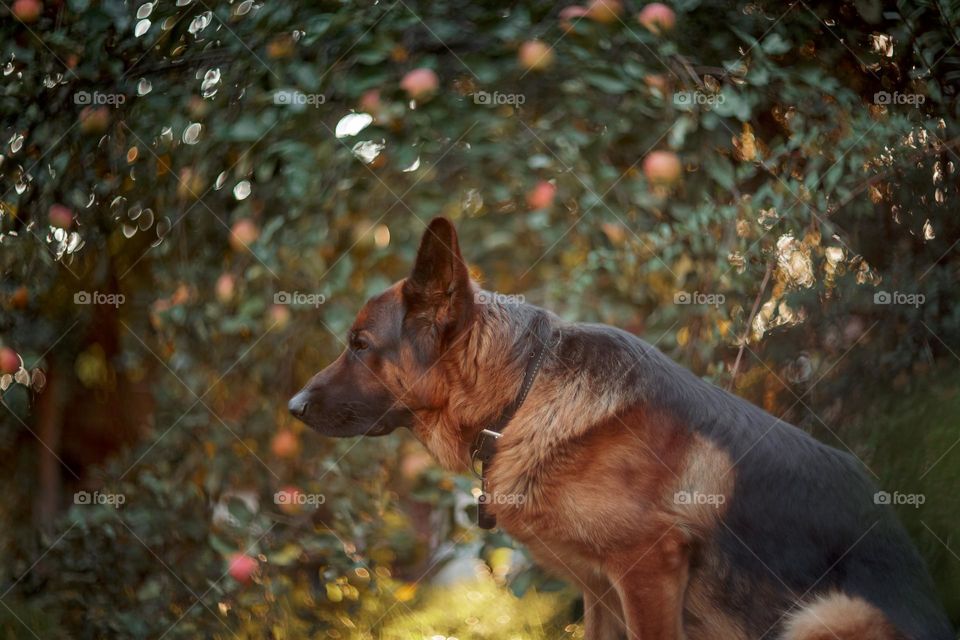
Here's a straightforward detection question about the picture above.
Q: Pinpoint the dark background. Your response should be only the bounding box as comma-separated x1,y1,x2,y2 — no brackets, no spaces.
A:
1,0,959,637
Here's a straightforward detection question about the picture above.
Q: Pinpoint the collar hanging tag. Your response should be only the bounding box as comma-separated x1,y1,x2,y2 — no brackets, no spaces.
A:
477,474,496,529
472,428,502,530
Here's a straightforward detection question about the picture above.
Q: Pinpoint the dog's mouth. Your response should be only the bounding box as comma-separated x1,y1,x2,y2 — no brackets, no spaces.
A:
312,420,397,438
364,422,397,437
302,408,399,438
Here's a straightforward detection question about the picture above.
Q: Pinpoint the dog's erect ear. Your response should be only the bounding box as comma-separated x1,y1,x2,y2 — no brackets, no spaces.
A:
407,217,468,294
403,217,474,341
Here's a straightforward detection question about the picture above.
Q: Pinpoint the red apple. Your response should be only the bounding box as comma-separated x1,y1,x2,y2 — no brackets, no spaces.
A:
0,347,20,373
229,218,259,251
400,68,439,101
644,74,669,93
269,304,291,330
48,204,73,229
559,6,589,31
227,553,258,584
10,286,28,309
12,0,42,23
638,3,675,34
518,40,554,71
215,273,235,303
78,107,109,135
266,35,294,59
642,151,682,186
586,0,622,23
0,348,20,374
359,89,381,114
526,181,557,210
271,430,299,458
276,485,302,515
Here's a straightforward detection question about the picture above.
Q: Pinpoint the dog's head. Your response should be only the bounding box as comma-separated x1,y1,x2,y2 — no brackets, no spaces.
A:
288,217,477,439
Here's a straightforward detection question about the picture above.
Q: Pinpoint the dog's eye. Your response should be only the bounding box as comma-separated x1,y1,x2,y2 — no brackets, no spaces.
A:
350,335,369,352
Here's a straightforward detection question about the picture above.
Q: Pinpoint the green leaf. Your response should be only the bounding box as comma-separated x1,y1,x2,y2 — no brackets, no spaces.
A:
761,33,791,55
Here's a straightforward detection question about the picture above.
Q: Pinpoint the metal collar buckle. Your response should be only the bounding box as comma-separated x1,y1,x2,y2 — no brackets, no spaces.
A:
470,428,502,479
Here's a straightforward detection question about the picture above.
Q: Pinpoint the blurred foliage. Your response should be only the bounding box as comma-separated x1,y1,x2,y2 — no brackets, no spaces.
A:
858,368,960,617
1,0,960,637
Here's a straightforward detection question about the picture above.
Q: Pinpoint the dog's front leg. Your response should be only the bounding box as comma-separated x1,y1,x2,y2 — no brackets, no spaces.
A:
608,533,689,640
582,578,626,640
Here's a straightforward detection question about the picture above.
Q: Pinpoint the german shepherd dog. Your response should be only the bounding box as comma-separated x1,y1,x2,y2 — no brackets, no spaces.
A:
289,218,953,640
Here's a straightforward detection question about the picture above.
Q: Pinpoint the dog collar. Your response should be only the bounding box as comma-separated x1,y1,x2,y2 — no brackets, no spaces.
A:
470,314,558,529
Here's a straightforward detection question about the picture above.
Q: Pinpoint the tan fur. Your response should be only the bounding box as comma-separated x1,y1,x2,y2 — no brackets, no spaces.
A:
684,577,750,640
668,433,735,535
782,593,898,640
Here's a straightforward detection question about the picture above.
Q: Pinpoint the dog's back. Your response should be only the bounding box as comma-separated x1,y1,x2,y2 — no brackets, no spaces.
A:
610,326,953,639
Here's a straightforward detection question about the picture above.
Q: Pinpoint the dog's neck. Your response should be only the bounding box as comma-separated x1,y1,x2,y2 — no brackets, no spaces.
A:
414,301,553,471
469,315,556,528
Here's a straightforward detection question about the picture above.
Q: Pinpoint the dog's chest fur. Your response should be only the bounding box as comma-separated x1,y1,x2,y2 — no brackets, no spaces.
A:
480,371,746,637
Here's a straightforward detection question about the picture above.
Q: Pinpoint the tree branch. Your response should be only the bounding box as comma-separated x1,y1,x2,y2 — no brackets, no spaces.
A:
728,257,774,391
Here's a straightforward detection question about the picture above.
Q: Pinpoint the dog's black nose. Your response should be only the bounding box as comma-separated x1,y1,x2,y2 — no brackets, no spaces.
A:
288,394,309,418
